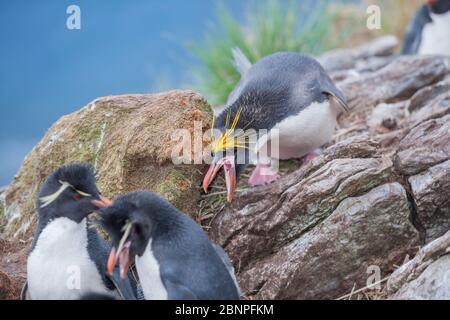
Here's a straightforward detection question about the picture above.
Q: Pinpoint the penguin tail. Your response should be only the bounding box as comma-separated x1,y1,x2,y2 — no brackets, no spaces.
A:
231,47,251,76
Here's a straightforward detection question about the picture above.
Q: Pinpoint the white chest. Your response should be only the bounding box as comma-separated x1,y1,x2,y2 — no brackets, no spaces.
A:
135,240,168,300
419,11,450,55
27,217,113,299
271,100,338,159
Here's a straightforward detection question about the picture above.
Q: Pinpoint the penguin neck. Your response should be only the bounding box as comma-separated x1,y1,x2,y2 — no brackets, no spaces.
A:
32,217,89,253
27,217,114,299
430,9,450,20
32,212,90,251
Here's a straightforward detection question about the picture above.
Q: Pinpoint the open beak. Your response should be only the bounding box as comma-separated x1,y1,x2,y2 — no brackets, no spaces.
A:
107,223,133,279
91,195,113,209
203,155,236,203
107,242,131,279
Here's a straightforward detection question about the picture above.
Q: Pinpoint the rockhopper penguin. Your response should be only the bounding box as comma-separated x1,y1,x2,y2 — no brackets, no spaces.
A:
402,0,450,55
97,191,241,300
24,164,137,300
203,49,349,202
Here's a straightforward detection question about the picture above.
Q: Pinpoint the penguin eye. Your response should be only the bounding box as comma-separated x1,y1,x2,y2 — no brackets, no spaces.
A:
73,194,81,201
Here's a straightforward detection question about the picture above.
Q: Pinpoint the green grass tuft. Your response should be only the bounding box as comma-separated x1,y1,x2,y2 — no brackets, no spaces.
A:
188,0,354,106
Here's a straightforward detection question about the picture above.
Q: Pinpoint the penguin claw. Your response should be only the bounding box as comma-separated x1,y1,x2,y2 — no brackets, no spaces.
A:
301,149,322,166
302,153,317,165
248,164,280,186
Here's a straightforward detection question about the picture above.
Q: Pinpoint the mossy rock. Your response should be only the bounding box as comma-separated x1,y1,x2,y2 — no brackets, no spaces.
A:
2,90,212,238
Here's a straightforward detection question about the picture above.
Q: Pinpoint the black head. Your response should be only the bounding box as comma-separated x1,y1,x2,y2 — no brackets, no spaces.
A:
38,164,111,223
97,191,175,278
203,105,259,202
427,0,450,14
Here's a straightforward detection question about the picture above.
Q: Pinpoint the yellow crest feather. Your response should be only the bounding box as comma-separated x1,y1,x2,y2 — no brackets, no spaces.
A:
211,108,248,153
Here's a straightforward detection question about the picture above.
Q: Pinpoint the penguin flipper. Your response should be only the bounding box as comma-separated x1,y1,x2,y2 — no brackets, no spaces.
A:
165,279,198,300
212,244,241,296
212,244,233,271
401,5,431,55
231,47,252,76
107,268,138,300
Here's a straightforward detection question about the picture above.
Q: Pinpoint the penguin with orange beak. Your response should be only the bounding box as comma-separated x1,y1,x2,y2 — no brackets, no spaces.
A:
98,191,240,300
203,50,349,202
24,164,137,300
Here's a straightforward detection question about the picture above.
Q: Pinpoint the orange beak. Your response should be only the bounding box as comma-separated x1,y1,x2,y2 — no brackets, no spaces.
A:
202,155,236,203
107,241,131,279
91,195,113,209
107,247,117,275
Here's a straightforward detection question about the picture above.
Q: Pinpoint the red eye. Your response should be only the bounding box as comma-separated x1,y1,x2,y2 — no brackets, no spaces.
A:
73,194,81,201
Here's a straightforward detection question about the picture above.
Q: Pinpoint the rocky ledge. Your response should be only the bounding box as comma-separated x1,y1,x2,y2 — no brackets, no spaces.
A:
209,36,450,299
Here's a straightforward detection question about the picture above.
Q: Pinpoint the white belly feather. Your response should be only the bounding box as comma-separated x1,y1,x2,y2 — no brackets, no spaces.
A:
419,11,450,55
269,100,338,159
135,240,168,300
27,217,115,300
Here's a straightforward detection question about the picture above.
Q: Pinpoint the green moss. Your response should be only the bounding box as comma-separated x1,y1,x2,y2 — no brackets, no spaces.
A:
78,143,96,164
20,170,36,186
279,159,301,175
156,167,198,213
188,0,355,105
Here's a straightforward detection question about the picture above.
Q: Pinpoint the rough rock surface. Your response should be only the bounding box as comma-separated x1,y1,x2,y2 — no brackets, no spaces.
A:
387,231,450,299
0,240,27,300
318,35,398,73
238,183,418,299
1,91,211,239
209,37,450,299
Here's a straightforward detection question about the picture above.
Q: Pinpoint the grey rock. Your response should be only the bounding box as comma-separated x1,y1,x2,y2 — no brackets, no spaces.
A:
368,102,407,133
409,160,450,242
319,35,398,72
340,56,449,115
391,255,450,300
394,114,450,176
408,79,450,113
237,183,418,299
388,231,450,299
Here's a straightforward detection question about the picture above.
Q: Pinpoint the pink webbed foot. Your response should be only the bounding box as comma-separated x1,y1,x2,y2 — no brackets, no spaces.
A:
300,149,323,166
248,164,280,187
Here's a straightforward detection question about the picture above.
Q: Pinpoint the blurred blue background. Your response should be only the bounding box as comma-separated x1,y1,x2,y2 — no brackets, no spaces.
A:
0,0,246,186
